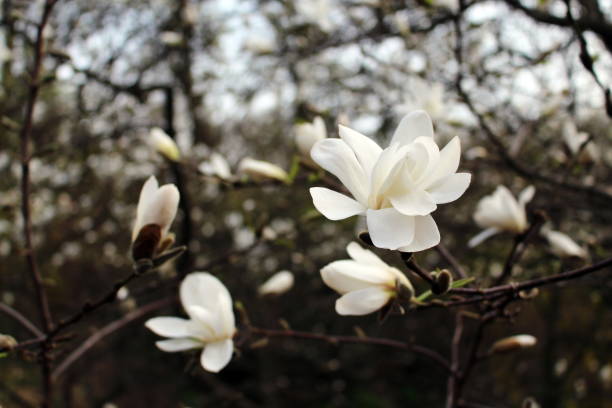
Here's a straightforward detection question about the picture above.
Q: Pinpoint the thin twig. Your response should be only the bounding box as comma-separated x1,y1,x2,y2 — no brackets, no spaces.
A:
435,243,468,280
0,302,44,337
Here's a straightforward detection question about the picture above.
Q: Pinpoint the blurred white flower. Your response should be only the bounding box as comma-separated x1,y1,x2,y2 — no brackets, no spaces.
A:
310,110,470,252
199,152,232,180
490,334,537,354
432,0,459,11
244,37,277,55
145,272,236,373
562,119,599,164
543,229,587,259
149,127,180,162
258,270,294,296
131,176,180,260
320,242,413,316
397,79,446,122
160,31,183,46
238,157,288,183
469,185,535,247
296,0,333,32
294,116,327,158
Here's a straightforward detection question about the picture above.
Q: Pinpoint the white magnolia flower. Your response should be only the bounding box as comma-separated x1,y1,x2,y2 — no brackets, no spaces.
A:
310,110,470,252
258,270,294,296
149,127,180,162
397,79,446,122
562,119,599,163
490,334,537,353
320,242,413,316
296,0,333,32
238,157,288,183
543,229,587,259
199,152,232,180
294,116,327,157
469,185,535,247
131,176,180,260
145,272,236,373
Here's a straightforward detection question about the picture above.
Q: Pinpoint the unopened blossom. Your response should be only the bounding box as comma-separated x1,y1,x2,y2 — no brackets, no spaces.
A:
238,157,289,183
310,110,471,252
320,242,413,316
469,185,535,248
490,334,537,354
145,272,236,373
199,152,232,180
149,127,180,162
258,270,294,296
131,176,180,260
294,116,326,158
543,229,587,259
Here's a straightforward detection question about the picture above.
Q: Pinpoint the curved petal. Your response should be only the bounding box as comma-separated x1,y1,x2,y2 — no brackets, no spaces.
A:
201,339,234,373
405,136,440,184
346,242,388,268
338,124,382,176
145,317,193,338
156,338,202,352
366,208,416,250
519,185,535,207
311,139,369,204
310,187,366,220
427,173,471,204
132,176,159,241
335,287,391,316
391,110,434,146
180,273,233,317
321,260,393,294
140,184,180,237
467,227,500,248
389,188,437,216
397,215,440,252
369,144,409,205
421,136,461,187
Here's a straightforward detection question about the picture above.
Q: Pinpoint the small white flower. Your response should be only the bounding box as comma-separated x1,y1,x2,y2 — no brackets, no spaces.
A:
149,127,180,162
543,229,587,259
310,110,471,252
490,334,537,353
238,157,288,183
320,242,413,316
199,152,232,180
131,176,180,259
145,272,236,373
258,270,294,296
562,119,599,164
469,185,535,247
294,116,327,158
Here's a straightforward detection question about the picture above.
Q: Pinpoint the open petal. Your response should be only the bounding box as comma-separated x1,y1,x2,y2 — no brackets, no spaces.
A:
180,273,233,318
311,139,369,204
369,144,409,204
346,242,388,268
145,317,193,338
366,208,416,250
405,137,440,184
390,110,434,146
427,173,471,204
310,187,366,220
156,338,202,352
321,260,393,294
519,185,535,207
468,227,500,248
338,124,382,176
201,339,234,373
397,215,440,252
335,287,391,315
421,136,461,187
389,188,437,216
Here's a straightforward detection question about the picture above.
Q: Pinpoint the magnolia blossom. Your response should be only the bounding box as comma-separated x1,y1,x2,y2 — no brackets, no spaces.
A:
294,116,327,157
199,152,232,180
543,229,587,259
469,185,535,248
149,127,180,162
490,334,537,353
310,110,470,252
258,270,294,296
145,272,236,373
397,79,446,122
320,242,413,316
238,157,288,183
131,176,180,260
562,119,599,163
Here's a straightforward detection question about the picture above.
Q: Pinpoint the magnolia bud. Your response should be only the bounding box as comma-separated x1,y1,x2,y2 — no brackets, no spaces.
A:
432,269,453,295
0,334,17,350
396,279,414,302
490,334,537,354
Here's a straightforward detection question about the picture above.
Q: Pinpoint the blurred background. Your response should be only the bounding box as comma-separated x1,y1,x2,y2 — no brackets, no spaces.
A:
0,0,611,406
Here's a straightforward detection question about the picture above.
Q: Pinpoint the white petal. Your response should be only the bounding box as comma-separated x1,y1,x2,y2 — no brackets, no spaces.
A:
321,260,394,294
180,273,233,319
132,176,159,241
335,287,391,316
389,188,437,216
201,339,234,373
150,127,181,161
145,317,193,338
345,242,388,268
519,185,535,207
156,338,202,352
390,110,434,146
421,136,461,187
338,124,382,176
140,184,180,237
369,144,409,205
258,271,294,295
311,139,369,204
427,173,471,204
238,158,288,182
468,227,500,248
404,136,440,183
310,187,366,220
397,215,440,252
366,208,416,250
